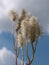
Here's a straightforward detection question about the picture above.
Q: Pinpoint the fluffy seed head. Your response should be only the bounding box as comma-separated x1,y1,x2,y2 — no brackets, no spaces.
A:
9,10,17,21
25,12,31,21
28,16,41,43
21,20,28,38
16,25,20,32
19,9,25,21
30,23,41,43
17,33,25,47
29,16,38,27
35,22,41,39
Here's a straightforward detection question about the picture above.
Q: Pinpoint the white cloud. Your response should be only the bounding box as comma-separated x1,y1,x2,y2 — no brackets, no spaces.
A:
0,0,49,34
0,47,15,65
0,0,20,19
0,47,26,65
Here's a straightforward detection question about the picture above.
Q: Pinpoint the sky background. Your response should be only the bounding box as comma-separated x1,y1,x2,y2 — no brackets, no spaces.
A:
0,0,49,65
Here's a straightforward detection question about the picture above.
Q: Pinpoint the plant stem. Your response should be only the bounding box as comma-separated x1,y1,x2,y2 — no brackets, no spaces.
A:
22,47,24,65
11,22,18,65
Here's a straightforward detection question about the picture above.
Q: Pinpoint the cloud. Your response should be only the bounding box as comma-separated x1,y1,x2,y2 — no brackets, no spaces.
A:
0,0,19,19
0,0,49,34
0,47,26,65
0,47,15,65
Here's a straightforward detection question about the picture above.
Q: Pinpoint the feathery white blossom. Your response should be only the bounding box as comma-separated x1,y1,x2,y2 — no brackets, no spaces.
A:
19,9,25,21
28,16,41,42
17,33,25,48
21,20,28,38
9,10,17,21
25,12,31,21
29,16,38,27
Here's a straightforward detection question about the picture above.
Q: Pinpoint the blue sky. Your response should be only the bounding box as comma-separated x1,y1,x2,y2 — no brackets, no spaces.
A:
0,32,49,65
0,0,49,65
